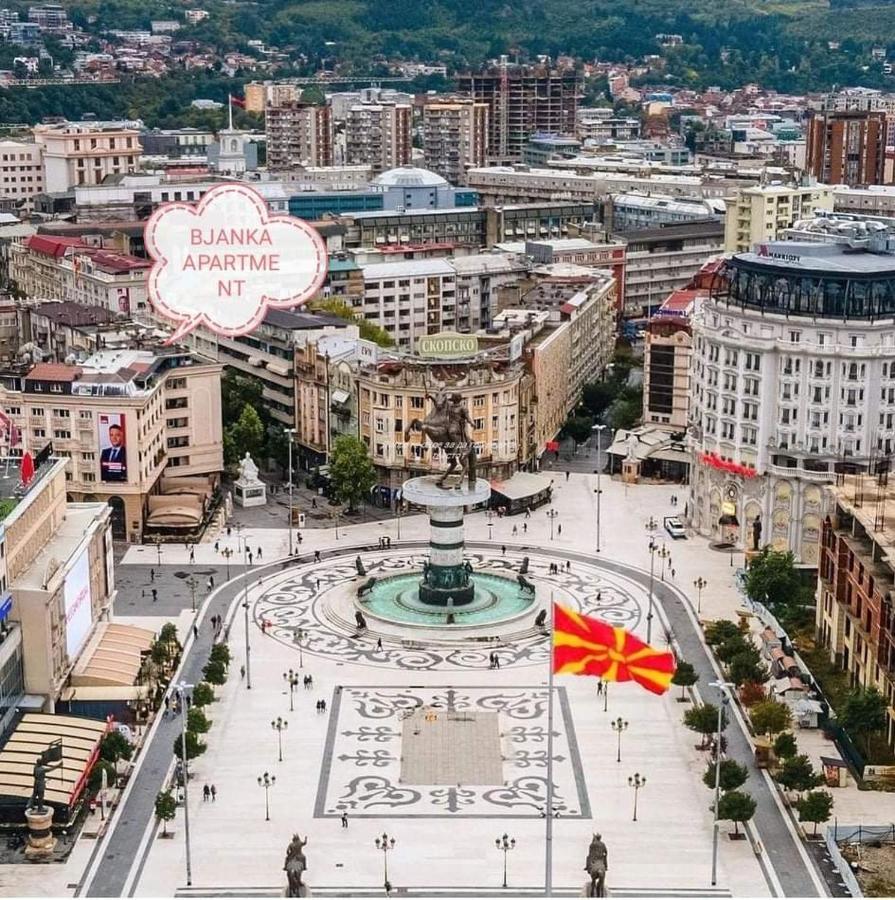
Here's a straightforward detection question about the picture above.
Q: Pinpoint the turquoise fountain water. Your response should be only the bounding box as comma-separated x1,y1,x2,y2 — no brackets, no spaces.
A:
362,571,536,627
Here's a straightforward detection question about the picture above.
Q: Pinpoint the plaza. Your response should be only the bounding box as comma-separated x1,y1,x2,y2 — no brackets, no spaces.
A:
1,473,840,898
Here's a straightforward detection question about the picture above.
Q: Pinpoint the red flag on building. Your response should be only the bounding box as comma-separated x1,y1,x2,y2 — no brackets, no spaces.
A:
229,94,246,108
552,603,676,695
20,452,34,485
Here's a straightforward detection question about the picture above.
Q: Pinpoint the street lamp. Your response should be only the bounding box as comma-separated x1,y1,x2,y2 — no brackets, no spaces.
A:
283,669,300,712
710,681,734,886
495,833,516,889
257,771,276,821
155,536,162,569
293,627,305,668
547,508,559,540
693,577,708,616
628,772,646,821
487,520,494,540
222,547,233,581
185,574,199,612
271,717,288,763
174,681,194,886
592,424,606,553
611,717,629,763
646,539,657,644
241,536,252,690
375,832,396,893
286,427,296,557
603,681,609,712
657,544,671,582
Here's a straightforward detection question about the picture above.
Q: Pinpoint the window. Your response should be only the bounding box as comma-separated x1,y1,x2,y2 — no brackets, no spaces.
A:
53,429,71,439
30,407,43,416
51,408,70,418
165,397,188,410
789,330,801,343
78,410,92,419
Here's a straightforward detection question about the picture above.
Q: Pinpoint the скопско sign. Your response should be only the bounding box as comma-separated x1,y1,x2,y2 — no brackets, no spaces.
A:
417,331,479,358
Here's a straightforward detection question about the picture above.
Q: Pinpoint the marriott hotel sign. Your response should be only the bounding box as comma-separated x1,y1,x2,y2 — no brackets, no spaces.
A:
417,331,479,358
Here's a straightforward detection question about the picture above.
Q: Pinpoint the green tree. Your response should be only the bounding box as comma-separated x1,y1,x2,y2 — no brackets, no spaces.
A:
192,682,215,707
187,707,211,734
795,790,834,836
88,759,117,795
562,414,593,445
715,634,752,664
328,435,377,512
728,651,769,688
173,731,206,761
671,660,699,701
704,620,741,647
221,371,264,426
839,687,889,756
773,732,798,760
203,658,227,685
100,730,133,764
717,790,756,836
749,700,792,737
744,548,812,618
702,759,748,793
684,703,725,748
155,790,177,837
209,643,231,667
777,754,823,794
224,404,265,467
312,298,394,347
581,380,618,419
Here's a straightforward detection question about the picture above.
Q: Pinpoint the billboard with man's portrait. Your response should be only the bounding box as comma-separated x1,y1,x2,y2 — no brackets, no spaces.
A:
98,413,128,482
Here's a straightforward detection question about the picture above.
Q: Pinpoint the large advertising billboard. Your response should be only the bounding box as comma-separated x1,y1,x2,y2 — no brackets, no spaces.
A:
98,413,127,482
64,548,92,660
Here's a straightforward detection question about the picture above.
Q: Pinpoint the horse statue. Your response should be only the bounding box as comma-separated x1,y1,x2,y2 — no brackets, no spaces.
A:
585,832,608,898
284,833,308,897
356,577,377,598
404,384,477,488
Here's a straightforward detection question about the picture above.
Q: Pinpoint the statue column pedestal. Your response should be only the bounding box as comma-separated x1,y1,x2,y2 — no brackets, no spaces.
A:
24,807,56,861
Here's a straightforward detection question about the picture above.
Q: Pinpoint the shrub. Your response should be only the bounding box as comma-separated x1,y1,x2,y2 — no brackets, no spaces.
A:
173,731,206,761
749,700,792,737
191,682,215,707
704,620,741,647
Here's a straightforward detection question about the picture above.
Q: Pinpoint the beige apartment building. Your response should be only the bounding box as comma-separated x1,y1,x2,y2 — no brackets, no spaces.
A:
265,102,334,170
33,121,142,193
724,182,834,253
0,350,223,540
422,98,489,185
345,103,412,174
245,80,300,114
0,139,44,210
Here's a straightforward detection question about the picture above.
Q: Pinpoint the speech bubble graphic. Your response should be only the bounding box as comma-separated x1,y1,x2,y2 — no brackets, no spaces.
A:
145,183,327,340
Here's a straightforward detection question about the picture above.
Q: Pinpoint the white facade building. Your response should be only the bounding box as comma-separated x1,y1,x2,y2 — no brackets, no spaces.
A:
0,140,44,209
688,237,895,565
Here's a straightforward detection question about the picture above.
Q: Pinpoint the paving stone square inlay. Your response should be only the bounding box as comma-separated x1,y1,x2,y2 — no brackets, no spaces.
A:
315,685,591,819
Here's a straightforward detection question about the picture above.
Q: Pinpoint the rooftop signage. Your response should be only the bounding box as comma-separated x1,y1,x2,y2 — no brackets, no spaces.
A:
146,183,327,340
417,331,479,359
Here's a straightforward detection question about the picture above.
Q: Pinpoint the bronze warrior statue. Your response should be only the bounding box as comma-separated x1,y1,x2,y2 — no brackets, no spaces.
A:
284,833,308,897
585,832,608,898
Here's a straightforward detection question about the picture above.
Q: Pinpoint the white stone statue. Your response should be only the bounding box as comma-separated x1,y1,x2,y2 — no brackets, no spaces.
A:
238,452,260,483
625,432,639,461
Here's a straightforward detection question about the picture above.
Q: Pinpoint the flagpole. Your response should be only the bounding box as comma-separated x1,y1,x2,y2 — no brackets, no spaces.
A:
545,590,555,895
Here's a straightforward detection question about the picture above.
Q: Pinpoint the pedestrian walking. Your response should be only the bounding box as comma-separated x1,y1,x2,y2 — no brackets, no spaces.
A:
189,547,195,563
248,551,254,565
320,699,327,713
151,588,158,602
316,578,321,590
210,785,217,802
525,506,531,519
203,784,210,802
307,675,314,689
315,550,321,562
164,696,170,717
214,541,220,553
557,524,562,536
512,525,518,536
597,680,603,696
193,624,199,640
670,567,676,579
494,654,500,669
257,547,263,560
150,568,155,582
227,526,232,537
240,664,246,679
566,561,571,572
206,577,213,592
501,545,506,555
523,523,527,533
341,811,349,829
565,471,570,481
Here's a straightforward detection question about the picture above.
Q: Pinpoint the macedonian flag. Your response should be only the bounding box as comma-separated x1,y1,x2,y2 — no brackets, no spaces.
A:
552,603,676,695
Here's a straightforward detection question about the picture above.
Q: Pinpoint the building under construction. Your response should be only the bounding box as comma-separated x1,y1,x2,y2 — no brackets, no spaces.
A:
457,59,581,164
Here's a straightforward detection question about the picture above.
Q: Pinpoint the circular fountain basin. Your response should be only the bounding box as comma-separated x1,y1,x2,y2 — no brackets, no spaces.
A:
359,571,537,628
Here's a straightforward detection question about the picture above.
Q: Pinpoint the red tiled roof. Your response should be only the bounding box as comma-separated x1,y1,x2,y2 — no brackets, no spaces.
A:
26,363,82,382
25,235,87,258
84,249,151,274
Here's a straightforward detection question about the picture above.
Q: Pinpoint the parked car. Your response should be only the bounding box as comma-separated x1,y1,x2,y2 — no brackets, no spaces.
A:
664,516,686,539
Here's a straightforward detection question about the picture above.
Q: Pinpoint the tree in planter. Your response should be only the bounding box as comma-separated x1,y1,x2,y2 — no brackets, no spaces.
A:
88,759,117,795
777,754,823,795
203,658,227,685
717,790,757,836
728,651,769,688
715,634,752,665
671,660,699,701
173,731,206,761
684,703,725,749
704,620,741,647
191,682,215,707
100,730,133,765
749,699,792,737
328,435,377,513
155,790,177,838
773,732,798,760
209,643,231,667
158,622,180,654
562,414,594,446
702,759,748,793
187,707,211,734
739,681,767,708
839,687,888,757
795,790,834,837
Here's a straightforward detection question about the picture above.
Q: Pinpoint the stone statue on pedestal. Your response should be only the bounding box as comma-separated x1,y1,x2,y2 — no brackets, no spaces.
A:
752,514,762,552
284,834,308,897
585,833,608,898
238,452,259,483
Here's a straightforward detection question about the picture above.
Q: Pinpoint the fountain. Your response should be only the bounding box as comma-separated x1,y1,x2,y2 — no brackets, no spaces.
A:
355,389,537,629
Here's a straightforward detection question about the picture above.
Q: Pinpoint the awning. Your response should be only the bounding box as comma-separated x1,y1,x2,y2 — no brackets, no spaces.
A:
0,713,107,808
331,389,350,405
490,472,553,502
266,361,291,377
71,622,154,688
719,514,739,526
